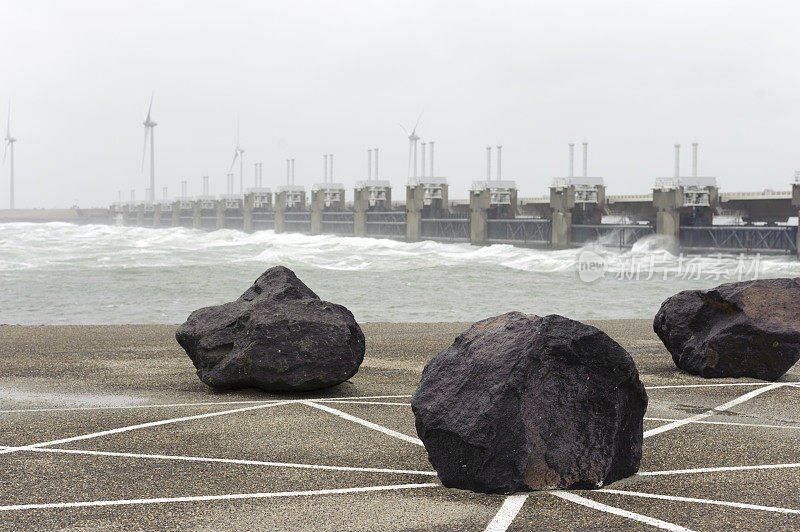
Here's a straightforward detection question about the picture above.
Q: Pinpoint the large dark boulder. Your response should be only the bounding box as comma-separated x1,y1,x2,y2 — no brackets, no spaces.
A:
411,312,647,494
176,266,365,391
654,277,800,381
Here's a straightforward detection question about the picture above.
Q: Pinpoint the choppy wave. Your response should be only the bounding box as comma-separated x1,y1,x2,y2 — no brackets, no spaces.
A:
1,222,798,324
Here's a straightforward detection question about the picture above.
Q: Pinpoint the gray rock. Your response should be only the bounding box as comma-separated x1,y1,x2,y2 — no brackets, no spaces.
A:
654,277,800,381
176,266,365,391
411,312,647,494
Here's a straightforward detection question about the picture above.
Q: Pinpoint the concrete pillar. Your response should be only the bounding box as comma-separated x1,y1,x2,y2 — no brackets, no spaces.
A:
153,204,161,227
136,204,144,226
215,200,225,230
274,192,286,233
406,184,423,242
171,201,180,227
121,205,132,226
549,185,575,250
353,187,369,237
310,190,324,235
192,201,201,229
470,189,490,245
653,187,684,252
792,182,800,260
441,184,450,215
243,193,254,233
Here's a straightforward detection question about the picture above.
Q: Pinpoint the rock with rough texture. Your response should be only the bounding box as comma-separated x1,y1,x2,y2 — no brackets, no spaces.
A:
654,277,800,381
411,312,647,494
176,266,365,391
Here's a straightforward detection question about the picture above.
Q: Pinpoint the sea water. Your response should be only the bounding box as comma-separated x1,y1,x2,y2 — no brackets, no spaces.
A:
1,222,799,324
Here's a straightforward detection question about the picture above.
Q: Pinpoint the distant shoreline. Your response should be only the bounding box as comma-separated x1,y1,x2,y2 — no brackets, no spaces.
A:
0,208,111,224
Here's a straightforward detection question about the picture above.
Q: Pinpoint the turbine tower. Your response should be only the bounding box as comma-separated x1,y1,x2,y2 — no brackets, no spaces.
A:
228,121,245,194
400,113,422,181
141,94,157,203
3,102,16,209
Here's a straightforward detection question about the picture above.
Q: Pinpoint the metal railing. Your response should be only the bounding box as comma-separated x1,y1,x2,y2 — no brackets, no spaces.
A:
421,217,470,242
487,219,551,245
572,224,655,248
322,212,354,235
366,211,406,238
252,211,275,230
680,225,797,253
284,211,312,233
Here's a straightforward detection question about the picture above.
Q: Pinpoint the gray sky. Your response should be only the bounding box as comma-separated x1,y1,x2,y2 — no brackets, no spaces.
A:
2,0,799,208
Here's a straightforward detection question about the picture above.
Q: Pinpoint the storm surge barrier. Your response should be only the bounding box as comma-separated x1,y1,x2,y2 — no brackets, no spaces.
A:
680,225,797,254
107,178,800,259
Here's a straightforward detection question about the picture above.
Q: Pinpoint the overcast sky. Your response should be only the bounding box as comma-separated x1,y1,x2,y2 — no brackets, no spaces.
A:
2,0,799,208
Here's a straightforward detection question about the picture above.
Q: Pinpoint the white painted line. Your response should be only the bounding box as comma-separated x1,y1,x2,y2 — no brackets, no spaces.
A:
316,400,411,406
786,383,800,389
20,447,438,476
639,462,800,477
644,383,769,390
0,483,439,512
0,400,294,455
301,400,424,447
0,394,413,414
552,492,695,531
644,416,800,430
599,489,800,515
483,494,529,532
643,383,784,439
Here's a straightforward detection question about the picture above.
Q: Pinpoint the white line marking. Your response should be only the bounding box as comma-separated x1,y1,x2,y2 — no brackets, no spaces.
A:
552,492,695,531
16,447,437,476
301,400,424,446
644,416,800,430
0,483,438,512
639,462,800,476
786,383,800,388
644,383,769,390
317,400,410,406
484,493,528,532
0,394,413,414
599,489,800,515
483,494,529,532
0,400,294,455
643,383,784,439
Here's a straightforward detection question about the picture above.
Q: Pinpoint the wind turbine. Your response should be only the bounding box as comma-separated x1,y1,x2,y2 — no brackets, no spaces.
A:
400,112,422,181
228,121,245,194
3,102,16,209
141,93,157,203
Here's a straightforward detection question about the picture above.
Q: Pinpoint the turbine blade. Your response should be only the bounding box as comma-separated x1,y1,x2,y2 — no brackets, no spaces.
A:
407,140,413,178
146,92,154,120
411,111,423,135
5,101,9,139
398,123,408,136
2,142,6,164
228,151,239,174
141,128,149,172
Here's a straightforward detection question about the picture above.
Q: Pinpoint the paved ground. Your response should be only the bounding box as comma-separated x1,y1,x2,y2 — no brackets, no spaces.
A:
0,321,798,531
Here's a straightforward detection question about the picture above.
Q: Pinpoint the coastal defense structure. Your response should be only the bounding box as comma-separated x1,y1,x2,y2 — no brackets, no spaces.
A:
275,158,306,234
549,181,575,250
103,142,799,258
311,154,345,235
407,141,451,241
354,149,391,237
469,146,518,245
549,143,605,249
653,143,720,251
